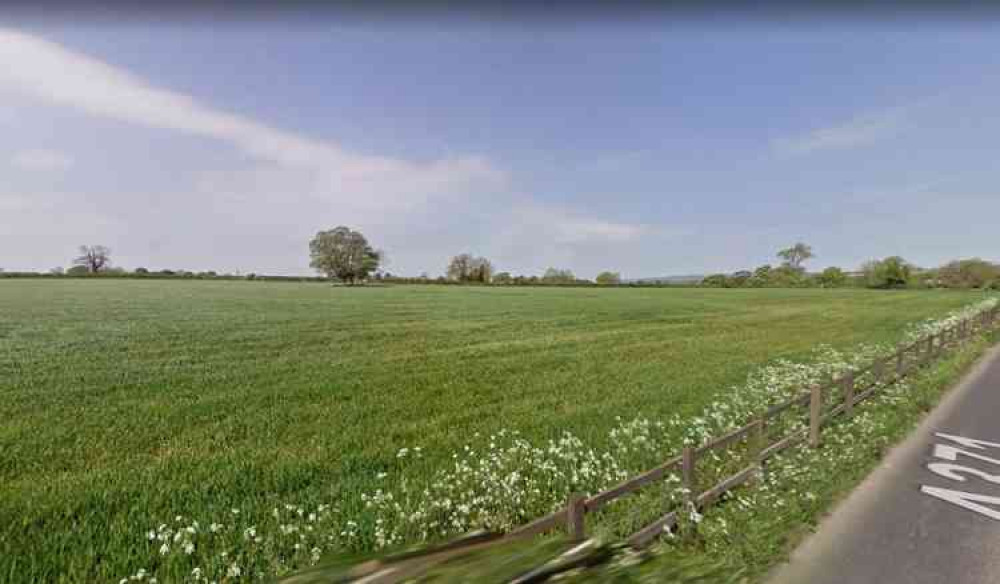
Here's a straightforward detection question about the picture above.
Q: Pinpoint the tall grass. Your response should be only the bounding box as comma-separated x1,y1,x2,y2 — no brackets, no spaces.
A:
0,280,987,581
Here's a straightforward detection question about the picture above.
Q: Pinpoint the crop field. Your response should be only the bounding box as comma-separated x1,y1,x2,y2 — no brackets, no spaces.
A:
0,280,983,581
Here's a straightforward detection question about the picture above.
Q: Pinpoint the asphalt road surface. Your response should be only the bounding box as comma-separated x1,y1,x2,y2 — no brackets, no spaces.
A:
769,345,1000,584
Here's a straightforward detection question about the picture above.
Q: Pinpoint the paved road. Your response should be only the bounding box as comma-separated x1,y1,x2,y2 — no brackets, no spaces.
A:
769,345,1000,584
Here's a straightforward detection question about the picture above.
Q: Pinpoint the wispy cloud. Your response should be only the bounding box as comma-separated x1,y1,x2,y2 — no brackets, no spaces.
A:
549,213,647,244
0,28,652,276
0,193,30,211
0,28,501,201
11,148,73,171
771,103,913,156
475,201,652,276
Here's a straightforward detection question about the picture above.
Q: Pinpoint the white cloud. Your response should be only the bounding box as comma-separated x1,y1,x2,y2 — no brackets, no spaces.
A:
0,28,502,203
771,104,911,156
505,203,648,245
11,148,74,171
0,28,653,277
0,193,30,211
476,201,652,277
550,213,647,244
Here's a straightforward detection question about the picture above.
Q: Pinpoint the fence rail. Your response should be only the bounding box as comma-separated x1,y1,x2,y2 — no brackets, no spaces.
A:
310,303,999,583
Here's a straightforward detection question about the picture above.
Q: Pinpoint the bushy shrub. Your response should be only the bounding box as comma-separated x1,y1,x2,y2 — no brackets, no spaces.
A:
596,271,622,286
862,256,912,289
937,258,999,289
817,266,847,288
701,274,729,288
728,270,752,287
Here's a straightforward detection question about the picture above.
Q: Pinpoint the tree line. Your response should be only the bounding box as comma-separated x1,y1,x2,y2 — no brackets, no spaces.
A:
3,234,998,291
699,242,1000,290
308,227,622,286
0,245,325,282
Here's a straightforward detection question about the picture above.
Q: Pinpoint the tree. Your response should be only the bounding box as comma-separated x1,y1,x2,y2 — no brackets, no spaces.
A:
746,264,773,287
309,226,381,285
937,258,999,289
493,271,512,284
595,271,621,286
447,254,474,281
542,268,575,284
777,242,814,272
817,266,847,288
468,257,493,283
447,254,493,283
753,265,773,280
863,256,912,289
773,264,810,287
74,245,111,273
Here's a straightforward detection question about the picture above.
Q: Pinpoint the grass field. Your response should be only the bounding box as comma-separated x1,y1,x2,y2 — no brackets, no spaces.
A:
0,280,984,581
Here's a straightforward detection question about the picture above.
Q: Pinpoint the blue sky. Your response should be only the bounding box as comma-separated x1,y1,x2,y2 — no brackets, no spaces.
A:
2,19,999,278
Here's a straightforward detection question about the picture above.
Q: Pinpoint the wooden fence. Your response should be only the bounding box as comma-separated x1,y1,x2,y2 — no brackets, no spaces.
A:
503,304,998,550
300,303,999,583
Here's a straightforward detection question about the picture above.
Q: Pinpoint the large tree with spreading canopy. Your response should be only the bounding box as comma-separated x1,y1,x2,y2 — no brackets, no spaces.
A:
309,227,380,285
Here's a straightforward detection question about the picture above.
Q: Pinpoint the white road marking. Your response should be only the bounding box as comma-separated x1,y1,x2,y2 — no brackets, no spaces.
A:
920,485,1000,521
922,432,1000,521
927,462,1000,485
932,445,1000,467
935,432,1000,451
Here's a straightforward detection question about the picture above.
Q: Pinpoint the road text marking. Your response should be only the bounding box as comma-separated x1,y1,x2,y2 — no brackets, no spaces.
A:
921,432,1000,521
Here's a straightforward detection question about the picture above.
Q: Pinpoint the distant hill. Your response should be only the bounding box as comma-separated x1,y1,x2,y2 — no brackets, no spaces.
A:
624,274,705,284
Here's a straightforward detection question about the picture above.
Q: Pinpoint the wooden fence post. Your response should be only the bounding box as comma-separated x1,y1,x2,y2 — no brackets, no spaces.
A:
809,384,823,448
752,417,767,480
925,335,935,363
896,348,906,377
872,357,885,386
843,372,855,416
682,446,696,507
566,493,586,542
754,417,766,460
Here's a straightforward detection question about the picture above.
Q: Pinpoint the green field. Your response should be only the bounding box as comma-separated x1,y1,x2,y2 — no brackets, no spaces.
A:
0,280,982,581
